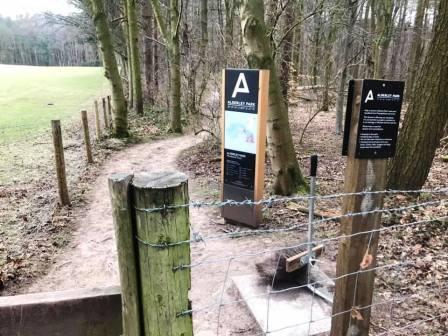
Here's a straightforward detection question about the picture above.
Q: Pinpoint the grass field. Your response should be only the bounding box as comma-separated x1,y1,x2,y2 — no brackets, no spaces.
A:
0,64,108,143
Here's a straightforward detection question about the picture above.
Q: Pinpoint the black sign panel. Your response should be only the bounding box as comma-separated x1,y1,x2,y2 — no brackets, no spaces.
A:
224,149,256,190
223,69,260,191
355,80,405,159
225,69,259,114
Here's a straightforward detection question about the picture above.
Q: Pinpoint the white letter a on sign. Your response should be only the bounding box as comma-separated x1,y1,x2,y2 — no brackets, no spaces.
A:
364,90,374,103
232,73,250,98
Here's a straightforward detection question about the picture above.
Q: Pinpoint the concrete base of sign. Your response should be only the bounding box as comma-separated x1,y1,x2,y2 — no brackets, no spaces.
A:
232,274,331,336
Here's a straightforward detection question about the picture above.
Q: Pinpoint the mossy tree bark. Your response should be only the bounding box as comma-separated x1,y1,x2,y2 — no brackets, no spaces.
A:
388,0,448,189
149,0,182,133
91,0,128,138
125,0,143,115
241,0,307,195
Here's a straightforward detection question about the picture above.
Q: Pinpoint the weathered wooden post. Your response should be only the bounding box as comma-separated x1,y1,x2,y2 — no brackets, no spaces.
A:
109,171,193,336
331,79,405,335
133,171,192,335
51,120,70,206
94,100,101,139
107,95,113,129
102,97,108,130
109,174,142,336
81,110,94,164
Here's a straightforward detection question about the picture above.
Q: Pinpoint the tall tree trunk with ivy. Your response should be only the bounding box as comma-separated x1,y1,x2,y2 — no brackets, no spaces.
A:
125,0,143,114
388,0,448,189
149,0,182,133
241,0,307,195
91,0,128,137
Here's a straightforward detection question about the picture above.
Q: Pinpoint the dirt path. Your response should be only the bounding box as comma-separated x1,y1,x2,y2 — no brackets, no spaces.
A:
27,134,264,335
27,135,200,292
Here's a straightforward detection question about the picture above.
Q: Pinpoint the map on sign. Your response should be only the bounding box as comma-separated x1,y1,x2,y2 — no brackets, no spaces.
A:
224,111,257,154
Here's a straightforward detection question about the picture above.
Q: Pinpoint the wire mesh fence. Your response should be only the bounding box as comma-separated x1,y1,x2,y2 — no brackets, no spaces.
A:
130,186,448,335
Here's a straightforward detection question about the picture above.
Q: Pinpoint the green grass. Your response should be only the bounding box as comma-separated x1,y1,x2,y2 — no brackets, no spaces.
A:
0,64,108,144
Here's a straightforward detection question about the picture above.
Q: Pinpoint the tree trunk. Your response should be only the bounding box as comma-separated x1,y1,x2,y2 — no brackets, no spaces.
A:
126,0,143,114
91,0,128,138
322,4,337,112
149,0,182,133
123,2,134,110
142,1,154,104
406,0,429,99
373,0,394,79
335,0,359,134
241,0,307,195
388,0,448,189
225,0,235,62
279,2,294,100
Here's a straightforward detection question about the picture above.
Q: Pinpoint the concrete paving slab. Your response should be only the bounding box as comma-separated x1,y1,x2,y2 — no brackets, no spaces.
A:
232,274,331,336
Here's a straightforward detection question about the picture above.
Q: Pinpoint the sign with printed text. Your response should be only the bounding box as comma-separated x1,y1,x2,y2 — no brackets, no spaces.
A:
221,69,269,227
343,79,405,159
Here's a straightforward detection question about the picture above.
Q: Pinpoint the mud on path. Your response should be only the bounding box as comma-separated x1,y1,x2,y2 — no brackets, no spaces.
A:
26,134,274,335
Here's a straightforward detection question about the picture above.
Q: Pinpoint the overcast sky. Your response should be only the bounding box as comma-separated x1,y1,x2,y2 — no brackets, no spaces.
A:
1,0,77,19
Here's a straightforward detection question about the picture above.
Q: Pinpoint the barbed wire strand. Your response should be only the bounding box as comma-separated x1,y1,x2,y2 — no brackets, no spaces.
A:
134,188,448,214
137,199,446,248
174,215,448,270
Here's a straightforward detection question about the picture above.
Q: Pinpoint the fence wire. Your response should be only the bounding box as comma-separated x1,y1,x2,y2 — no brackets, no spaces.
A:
135,187,447,335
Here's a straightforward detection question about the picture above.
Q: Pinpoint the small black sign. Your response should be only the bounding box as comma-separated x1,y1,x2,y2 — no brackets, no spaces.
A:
353,80,405,159
224,149,256,189
225,69,259,114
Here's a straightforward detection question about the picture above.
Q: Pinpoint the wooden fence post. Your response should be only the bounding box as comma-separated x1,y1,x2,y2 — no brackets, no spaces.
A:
330,80,387,335
132,171,193,335
81,110,94,164
102,97,108,130
107,95,113,129
108,174,142,336
51,120,70,206
94,100,101,139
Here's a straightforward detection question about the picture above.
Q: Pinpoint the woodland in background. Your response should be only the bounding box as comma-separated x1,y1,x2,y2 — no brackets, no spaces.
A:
0,14,99,66
9,0,448,194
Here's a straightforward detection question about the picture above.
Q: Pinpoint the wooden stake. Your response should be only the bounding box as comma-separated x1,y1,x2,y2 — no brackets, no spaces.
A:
94,100,101,139
81,110,94,163
107,95,113,129
330,80,387,336
102,97,108,130
51,120,70,206
108,173,142,336
132,171,193,335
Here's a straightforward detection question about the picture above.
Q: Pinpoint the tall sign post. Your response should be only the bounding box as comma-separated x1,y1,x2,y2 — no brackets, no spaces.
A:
221,69,269,227
331,79,405,336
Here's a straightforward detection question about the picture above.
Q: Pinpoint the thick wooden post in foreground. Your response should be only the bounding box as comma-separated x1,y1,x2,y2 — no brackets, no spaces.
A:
109,174,142,336
102,97,108,130
107,95,113,129
133,172,192,335
331,80,387,336
94,100,101,139
81,110,94,163
51,120,70,206
109,171,193,336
